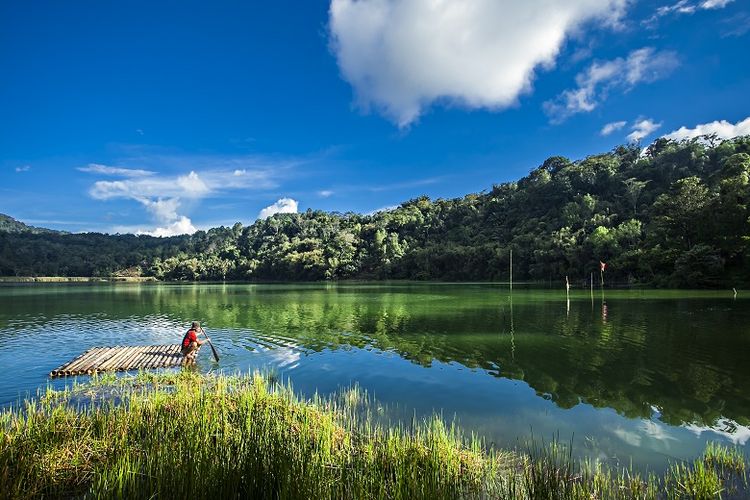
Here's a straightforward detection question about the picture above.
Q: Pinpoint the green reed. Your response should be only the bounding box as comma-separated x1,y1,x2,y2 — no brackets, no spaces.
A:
0,372,747,499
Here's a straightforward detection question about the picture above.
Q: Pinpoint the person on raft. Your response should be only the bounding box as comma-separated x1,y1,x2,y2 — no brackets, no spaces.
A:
181,321,207,365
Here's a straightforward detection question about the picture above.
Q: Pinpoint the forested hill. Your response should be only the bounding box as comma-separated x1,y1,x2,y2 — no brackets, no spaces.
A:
0,214,61,234
2,136,749,287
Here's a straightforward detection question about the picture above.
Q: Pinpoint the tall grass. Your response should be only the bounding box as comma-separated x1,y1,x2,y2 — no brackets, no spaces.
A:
0,372,747,499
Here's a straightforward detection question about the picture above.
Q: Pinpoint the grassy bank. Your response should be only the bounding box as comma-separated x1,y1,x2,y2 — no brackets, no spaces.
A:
0,276,159,283
0,372,747,499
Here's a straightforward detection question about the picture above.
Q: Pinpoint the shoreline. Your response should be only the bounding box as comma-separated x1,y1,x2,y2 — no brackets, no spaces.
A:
0,276,159,283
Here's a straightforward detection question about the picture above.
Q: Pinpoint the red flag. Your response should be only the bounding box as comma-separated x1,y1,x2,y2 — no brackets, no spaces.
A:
600,261,607,272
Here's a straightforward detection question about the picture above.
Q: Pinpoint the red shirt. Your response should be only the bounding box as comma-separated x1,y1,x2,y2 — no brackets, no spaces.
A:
182,329,198,348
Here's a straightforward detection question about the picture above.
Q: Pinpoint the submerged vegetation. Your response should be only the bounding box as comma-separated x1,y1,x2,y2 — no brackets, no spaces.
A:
1,137,750,287
1,372,747,499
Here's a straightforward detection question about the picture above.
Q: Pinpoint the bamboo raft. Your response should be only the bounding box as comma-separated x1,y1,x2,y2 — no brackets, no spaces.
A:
50,344,183,377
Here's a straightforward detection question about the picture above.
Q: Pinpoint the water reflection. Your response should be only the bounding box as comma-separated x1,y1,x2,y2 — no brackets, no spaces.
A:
1,283,749,468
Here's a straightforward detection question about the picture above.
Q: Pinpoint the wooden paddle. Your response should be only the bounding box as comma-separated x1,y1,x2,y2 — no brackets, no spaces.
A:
200,327,220,362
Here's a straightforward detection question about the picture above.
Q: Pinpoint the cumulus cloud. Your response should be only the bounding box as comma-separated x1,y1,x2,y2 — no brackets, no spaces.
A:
663,116,750,141
258,198,299,219
15,165,31,173
627,118,662,141
329,0,629,127
601,121,627,136
545,48,679,122
78,163,155,177
138,216,197,237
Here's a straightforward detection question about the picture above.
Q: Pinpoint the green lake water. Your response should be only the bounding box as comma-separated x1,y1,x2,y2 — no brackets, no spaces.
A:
1,283,748,470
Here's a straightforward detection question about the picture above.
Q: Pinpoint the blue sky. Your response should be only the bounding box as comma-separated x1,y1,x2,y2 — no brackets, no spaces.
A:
2,0,749,235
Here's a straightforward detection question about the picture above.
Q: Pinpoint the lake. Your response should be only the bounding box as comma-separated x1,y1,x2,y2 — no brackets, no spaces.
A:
1,282,748,470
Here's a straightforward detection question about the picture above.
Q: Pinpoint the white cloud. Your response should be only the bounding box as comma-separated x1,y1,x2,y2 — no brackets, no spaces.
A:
138,216,197,238
627,118,662,141
645,0,734,26
700,0,733,9
545,48,678,122
329,0,629,127
78,163,155,177
663,116,750,141
258,198,299,219
176,171,210,196
140,198,181,223
15,165,31,173
318,190,334,198
684,418,750,446
367,205,398,216
601,120,627,136
89,169,275,201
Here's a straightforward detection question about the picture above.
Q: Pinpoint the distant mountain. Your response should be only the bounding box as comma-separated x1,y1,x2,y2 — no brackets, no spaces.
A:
0,214,61,234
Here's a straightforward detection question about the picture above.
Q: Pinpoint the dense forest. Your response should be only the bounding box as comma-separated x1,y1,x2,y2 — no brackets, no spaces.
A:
2,136,749,287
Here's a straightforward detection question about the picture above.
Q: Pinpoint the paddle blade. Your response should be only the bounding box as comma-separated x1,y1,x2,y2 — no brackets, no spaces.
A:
208,341,220,362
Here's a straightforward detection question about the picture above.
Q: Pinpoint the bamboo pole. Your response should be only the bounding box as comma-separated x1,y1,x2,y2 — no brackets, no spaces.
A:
154,346,170,368
69,347,114,375
118,346,144,372
171,344,183,366
92,347,126,373
144,346,161,369
98,346,137,372
153,346,168,368
60,347,105,376
86,347,121,374
163,345,178,367
51,348,96,376
50,349,90,375
166,344,181,366
123,346,147,371
138,346,156,369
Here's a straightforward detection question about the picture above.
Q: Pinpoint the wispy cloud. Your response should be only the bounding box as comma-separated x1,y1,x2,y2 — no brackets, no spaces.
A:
544,48,679,123
78,163,155,177
317,190,334,198
721,12,750,37
600,121,627,136
369,177,443,193
82,150,304,236
644,0,734,27
627,118,662,142
663,116,750,140
14,165,31,173
258,198,299,219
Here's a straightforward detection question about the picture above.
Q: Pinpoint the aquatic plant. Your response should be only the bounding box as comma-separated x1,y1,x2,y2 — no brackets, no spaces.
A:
0,372,747,499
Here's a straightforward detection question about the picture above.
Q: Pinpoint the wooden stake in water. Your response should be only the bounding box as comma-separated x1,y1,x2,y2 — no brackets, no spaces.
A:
509,248,513,292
